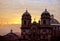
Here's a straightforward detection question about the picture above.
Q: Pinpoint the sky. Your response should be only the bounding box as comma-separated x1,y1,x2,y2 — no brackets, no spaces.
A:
0,0,60,24
0,0,60,35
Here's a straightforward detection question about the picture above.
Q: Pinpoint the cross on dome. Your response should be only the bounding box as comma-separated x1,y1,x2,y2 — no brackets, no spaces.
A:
10,28,13,33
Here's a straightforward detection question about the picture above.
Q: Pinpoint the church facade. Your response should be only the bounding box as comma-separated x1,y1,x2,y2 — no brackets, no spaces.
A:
0,9,60,41
20,9,60,41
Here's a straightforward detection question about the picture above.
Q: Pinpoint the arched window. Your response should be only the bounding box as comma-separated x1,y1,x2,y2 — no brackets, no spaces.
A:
24,21,26,24
43,20,46,24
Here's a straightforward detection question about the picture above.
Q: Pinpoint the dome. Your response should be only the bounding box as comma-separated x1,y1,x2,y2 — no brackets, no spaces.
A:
33,18,37,25
50,18,59,24
42,9,50,16
22,10,31,17
4,29,19,41
22,10,31,20
50,14,59,24
5,33,18,38
5,29,19,38
41,9,50,19
33,21,37,24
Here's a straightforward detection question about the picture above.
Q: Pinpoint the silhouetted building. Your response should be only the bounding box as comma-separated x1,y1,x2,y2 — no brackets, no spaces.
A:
0,9,60,41
21,9,60,41
3,29,19,41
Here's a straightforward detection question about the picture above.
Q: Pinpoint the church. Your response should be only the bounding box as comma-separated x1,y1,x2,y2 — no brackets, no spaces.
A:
20,9,60,41
0,9,60,41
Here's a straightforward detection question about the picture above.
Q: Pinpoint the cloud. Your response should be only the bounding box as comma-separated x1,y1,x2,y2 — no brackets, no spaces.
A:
0,0,60,24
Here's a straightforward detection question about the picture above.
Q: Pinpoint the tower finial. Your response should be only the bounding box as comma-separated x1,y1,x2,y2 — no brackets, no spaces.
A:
45,9,47,11
26,8,28,12
34,18,35,21
34,16,36,21
51,14,54,18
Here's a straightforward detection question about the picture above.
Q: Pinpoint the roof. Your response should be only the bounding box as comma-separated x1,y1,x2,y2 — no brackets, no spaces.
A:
41,9,50,16
22,10,31,17
51,24,60,26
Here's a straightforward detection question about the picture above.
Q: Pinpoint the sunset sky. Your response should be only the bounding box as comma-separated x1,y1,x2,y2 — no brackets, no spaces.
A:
0,0,60,35
0,0,60,24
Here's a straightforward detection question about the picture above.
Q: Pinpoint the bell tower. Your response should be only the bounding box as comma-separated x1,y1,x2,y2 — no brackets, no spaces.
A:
21,10,31,40
22,10,31,27
41,9,51,25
